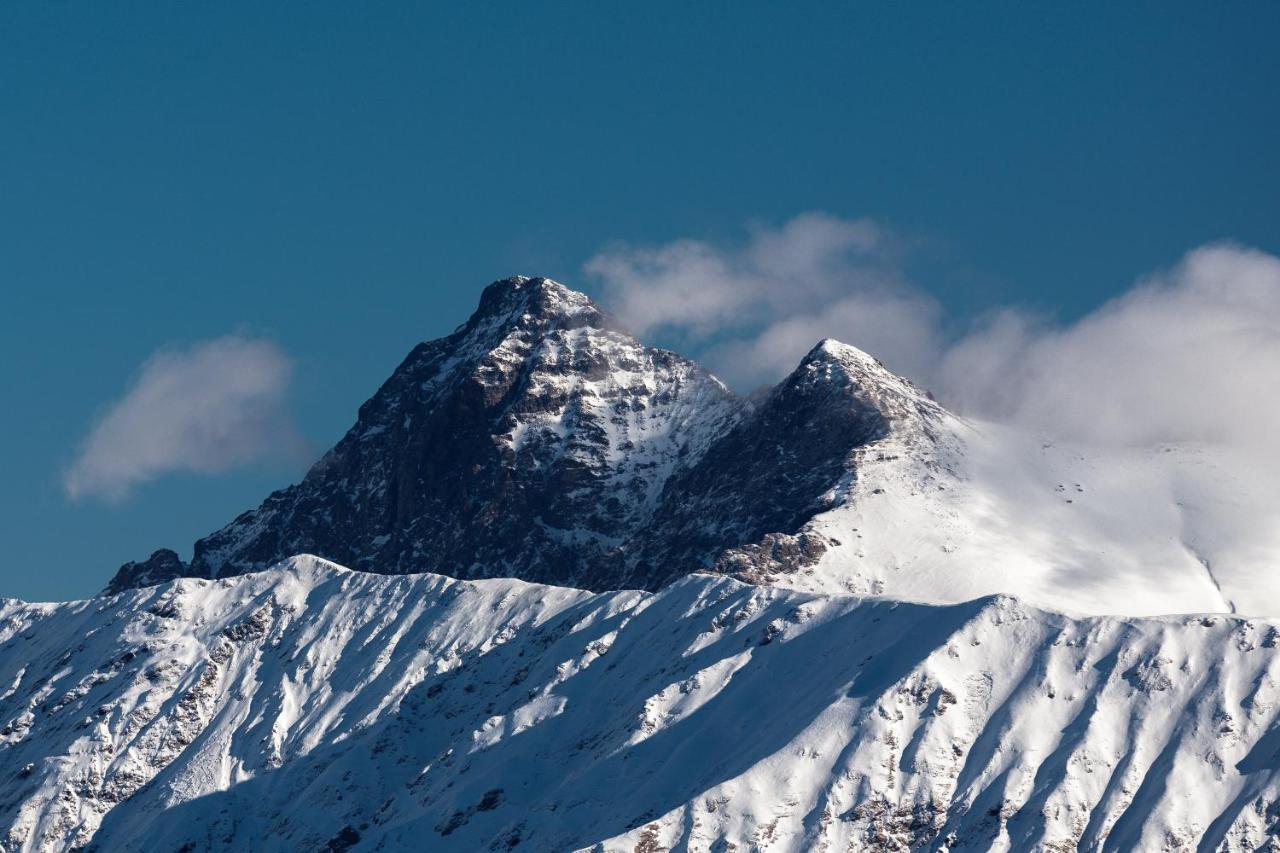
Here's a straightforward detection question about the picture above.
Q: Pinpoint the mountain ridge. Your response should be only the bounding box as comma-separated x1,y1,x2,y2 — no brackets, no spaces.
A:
9,556,1280,851
104,275,1280,620
108,276,927,596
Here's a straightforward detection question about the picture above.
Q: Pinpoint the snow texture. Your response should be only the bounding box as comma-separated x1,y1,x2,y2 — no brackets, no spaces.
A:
59,277,1279,850
4,557,1280,851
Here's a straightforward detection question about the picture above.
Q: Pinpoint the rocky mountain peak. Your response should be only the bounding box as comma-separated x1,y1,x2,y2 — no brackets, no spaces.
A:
789,337,944,429
107,277,951,595
469,275,607,333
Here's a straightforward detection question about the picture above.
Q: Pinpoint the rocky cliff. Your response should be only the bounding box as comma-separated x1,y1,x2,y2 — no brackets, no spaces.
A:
108,277,937,594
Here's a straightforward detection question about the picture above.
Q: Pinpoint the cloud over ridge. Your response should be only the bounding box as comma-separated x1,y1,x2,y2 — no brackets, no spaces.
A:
937,244,1280,449
585,213,942,386
64,335,300,502
586,214,1280,459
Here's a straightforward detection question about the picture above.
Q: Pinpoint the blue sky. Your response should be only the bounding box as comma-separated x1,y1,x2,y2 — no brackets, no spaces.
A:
2,2,1278,600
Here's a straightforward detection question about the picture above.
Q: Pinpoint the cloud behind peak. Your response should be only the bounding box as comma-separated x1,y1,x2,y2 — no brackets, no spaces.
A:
585,212,937,387
586,214,1280,462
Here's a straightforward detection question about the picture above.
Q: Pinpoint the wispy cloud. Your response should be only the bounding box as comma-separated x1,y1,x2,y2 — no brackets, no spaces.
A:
64,335,301,502
585,213,940,387
586,214,1280,459
938,244,1280,449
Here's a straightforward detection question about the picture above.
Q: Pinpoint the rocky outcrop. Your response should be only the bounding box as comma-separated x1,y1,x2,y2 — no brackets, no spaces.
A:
107,278,941,594
102,549,187,596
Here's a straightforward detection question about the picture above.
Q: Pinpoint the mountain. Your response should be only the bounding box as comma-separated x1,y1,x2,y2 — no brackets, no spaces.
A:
106,276,940,596
107,276,1280,618
109,277,736,593
5,557,1280,851
634,339,947,587
14,276,1280,850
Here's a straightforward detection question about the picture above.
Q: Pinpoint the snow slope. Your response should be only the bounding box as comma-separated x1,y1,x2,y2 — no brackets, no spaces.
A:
778,404,1280,618
4,557,1280,851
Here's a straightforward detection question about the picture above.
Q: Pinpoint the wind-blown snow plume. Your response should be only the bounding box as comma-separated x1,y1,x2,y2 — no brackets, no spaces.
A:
64,335,300,501
586,215,1280,463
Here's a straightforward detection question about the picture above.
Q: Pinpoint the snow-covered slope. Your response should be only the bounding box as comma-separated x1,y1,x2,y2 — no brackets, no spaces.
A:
776,406,1280,618
5,557,1280,851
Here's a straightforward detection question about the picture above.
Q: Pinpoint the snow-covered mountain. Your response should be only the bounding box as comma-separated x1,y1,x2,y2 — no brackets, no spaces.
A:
782,417,1280,618
4,557,1280,851
108,276,945,596
110,277,746,593
107,277,1279,619
18,275,1274,850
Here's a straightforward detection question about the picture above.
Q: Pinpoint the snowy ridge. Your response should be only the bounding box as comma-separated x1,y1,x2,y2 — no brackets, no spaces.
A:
783,417,1280,618
4,558,1280,851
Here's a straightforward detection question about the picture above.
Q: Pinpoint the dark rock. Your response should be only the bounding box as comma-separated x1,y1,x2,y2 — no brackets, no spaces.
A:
326,825,361,852
104,549,189,596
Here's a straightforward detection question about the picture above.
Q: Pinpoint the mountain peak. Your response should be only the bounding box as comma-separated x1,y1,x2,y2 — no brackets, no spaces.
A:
105,275,948,596
104,548,188,596
792,337,942,424
471,275,605,330
807,337,881,367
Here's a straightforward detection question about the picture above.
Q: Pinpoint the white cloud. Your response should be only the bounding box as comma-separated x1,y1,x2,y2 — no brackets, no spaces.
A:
585,212,936,388
705,291,942,389
939,244,1280,450
64,335,301,502
585,215,1280,461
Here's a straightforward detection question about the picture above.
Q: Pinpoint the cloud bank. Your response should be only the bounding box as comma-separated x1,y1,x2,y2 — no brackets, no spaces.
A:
64,336,300,502
586,214,1280,457
938,245,1280,448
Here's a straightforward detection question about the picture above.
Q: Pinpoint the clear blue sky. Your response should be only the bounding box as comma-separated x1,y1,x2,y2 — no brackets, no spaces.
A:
2,2,1277,600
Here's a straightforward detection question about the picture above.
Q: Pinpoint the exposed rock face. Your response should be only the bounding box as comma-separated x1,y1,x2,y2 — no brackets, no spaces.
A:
108,278,941,593
102,549,187,596
630,339,947,588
